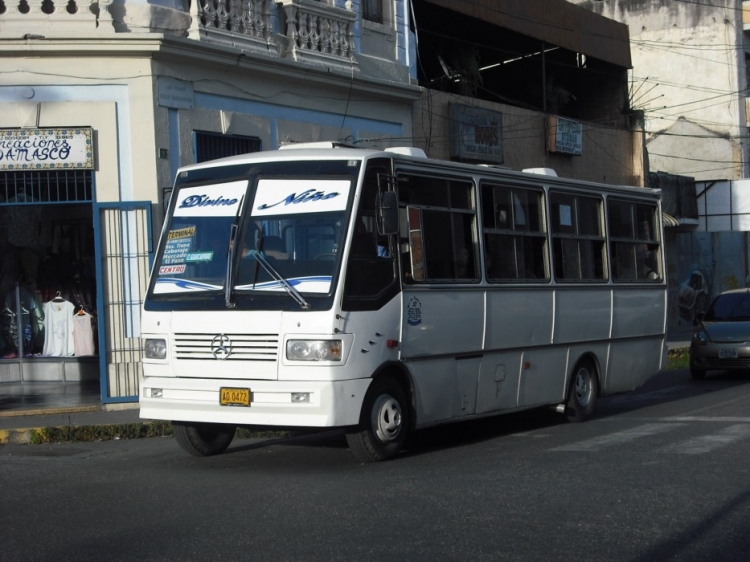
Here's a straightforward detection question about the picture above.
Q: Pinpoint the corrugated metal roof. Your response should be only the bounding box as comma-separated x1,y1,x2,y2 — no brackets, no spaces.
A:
421,0,632,69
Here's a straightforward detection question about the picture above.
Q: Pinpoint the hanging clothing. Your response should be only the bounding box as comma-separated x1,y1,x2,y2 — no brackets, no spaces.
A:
1,308,18,356
42,298,75,357
72,311,96,356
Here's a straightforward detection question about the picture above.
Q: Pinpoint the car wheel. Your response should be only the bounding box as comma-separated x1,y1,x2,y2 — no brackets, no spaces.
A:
690,365,706,380
346,377,409,462
172,421,236,456
565,360,599,423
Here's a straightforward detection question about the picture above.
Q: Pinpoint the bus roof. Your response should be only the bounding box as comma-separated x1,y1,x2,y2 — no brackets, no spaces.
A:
175,143,661,198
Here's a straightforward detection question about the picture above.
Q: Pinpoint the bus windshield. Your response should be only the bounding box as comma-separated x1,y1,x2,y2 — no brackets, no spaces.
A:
150,174,355,301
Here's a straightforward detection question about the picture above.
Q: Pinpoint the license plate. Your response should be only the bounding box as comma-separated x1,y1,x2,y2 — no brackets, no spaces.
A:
719,348,738,359
220,387,251,407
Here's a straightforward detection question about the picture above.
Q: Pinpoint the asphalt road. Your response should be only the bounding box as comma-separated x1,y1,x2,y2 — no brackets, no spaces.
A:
2,368,750,562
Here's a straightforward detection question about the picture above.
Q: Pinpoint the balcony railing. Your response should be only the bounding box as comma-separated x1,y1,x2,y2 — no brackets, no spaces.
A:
187,0,273,54
276,0,356,68
0,0,115,35
0,0,358,70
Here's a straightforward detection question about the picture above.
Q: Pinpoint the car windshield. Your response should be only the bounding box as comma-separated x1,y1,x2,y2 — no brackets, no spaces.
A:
703,293,750,322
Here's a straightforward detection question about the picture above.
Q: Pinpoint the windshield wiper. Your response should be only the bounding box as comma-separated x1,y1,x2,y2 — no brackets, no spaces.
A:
247,250,311,310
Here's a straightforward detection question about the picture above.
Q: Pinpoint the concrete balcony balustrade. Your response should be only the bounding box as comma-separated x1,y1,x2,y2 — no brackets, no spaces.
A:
0,0,359,71
276,0,356,70
0,0,116,35
186,0,274,55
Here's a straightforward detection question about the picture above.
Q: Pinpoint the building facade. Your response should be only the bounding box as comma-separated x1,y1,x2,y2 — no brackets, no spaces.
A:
0,0,420,403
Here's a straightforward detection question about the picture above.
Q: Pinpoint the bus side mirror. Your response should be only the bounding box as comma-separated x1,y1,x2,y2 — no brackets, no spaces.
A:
377,191,399,236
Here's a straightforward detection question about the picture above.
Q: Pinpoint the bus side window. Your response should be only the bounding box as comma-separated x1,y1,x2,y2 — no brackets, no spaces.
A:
399,174,478,282
608,200,661,282
482,183,548,282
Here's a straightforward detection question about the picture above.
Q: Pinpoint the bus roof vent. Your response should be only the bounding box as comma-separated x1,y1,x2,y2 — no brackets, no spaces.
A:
279,141,357,150
522,167,558,177
384,147,428,158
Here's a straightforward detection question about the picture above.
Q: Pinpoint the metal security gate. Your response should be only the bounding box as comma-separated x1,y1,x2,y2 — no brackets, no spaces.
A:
94,202,153,403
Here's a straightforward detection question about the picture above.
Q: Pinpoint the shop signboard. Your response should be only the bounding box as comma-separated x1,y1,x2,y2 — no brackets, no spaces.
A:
449,103,504,164
547,115,583,155
0,128,94,170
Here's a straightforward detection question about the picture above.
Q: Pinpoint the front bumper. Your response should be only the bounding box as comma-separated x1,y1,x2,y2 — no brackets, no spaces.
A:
139,376,371,428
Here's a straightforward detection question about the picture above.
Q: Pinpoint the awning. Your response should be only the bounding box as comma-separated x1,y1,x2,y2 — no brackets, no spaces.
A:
420,0,632,69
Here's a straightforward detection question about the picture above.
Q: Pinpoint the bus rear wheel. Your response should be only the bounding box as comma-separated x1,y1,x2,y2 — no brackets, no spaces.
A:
346,377,409,463
173,421,236,456
565,360,598,423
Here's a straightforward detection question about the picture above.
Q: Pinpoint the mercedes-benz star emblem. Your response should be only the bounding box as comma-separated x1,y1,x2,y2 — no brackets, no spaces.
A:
211,334,232,360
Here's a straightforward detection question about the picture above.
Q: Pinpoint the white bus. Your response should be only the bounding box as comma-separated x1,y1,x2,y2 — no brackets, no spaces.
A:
140,143,667,462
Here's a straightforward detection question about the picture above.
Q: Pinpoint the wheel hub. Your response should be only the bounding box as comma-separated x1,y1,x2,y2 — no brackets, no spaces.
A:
575,371,592,407
372,394,403,443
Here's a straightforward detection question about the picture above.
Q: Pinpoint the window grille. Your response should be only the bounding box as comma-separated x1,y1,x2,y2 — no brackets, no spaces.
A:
0,170,94,205
194,131,261,163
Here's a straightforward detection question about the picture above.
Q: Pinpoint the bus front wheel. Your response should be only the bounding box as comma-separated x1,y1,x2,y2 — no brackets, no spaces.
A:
173,421,236,456
346,377,409,463
565,360,598,423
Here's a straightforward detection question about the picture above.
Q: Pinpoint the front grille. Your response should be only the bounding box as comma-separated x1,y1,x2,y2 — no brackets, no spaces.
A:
174,333,279,361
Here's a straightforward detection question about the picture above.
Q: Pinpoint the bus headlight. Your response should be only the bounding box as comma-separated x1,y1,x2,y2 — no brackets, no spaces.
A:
144,338,168,360
286,340,342,361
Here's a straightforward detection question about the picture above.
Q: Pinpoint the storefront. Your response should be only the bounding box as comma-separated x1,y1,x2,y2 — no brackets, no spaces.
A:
0,128,100,393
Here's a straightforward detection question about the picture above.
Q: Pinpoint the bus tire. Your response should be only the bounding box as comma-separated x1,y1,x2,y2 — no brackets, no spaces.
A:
565,360,598,423
172,421,236,456
345,377,409,463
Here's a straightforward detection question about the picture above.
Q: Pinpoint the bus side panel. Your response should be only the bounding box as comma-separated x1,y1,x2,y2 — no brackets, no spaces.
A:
607,287,666,394
517,347,569,408
611,288,666,339
485,289,554,349
401,290,484,426
554,288,611,343
476,352,522,414
401,290,484,357
605,338,665,395
407,357,459,426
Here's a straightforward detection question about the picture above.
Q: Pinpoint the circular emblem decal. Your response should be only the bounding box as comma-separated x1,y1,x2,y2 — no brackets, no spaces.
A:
211,334,232,360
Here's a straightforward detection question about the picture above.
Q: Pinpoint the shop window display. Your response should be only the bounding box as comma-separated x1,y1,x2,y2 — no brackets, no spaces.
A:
0,204,97,359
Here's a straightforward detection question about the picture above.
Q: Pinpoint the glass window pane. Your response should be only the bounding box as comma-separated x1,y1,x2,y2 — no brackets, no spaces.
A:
551,193,576,234
578,196,602,236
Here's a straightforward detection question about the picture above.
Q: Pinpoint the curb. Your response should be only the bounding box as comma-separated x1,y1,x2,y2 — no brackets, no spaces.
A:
0,422,295,445
0,405,101,419
0,421,171,445
0,428,36,445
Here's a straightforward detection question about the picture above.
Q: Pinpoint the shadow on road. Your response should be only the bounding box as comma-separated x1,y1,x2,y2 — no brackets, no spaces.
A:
222,367,750,462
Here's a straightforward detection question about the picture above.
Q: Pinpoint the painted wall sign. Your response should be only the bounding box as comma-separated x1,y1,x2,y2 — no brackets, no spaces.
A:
547,115,583,155
449,104,504,164
0,128,94,170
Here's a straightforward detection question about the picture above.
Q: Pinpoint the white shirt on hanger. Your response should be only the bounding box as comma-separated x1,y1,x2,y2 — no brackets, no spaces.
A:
72,311,96,356
43,299,75,357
